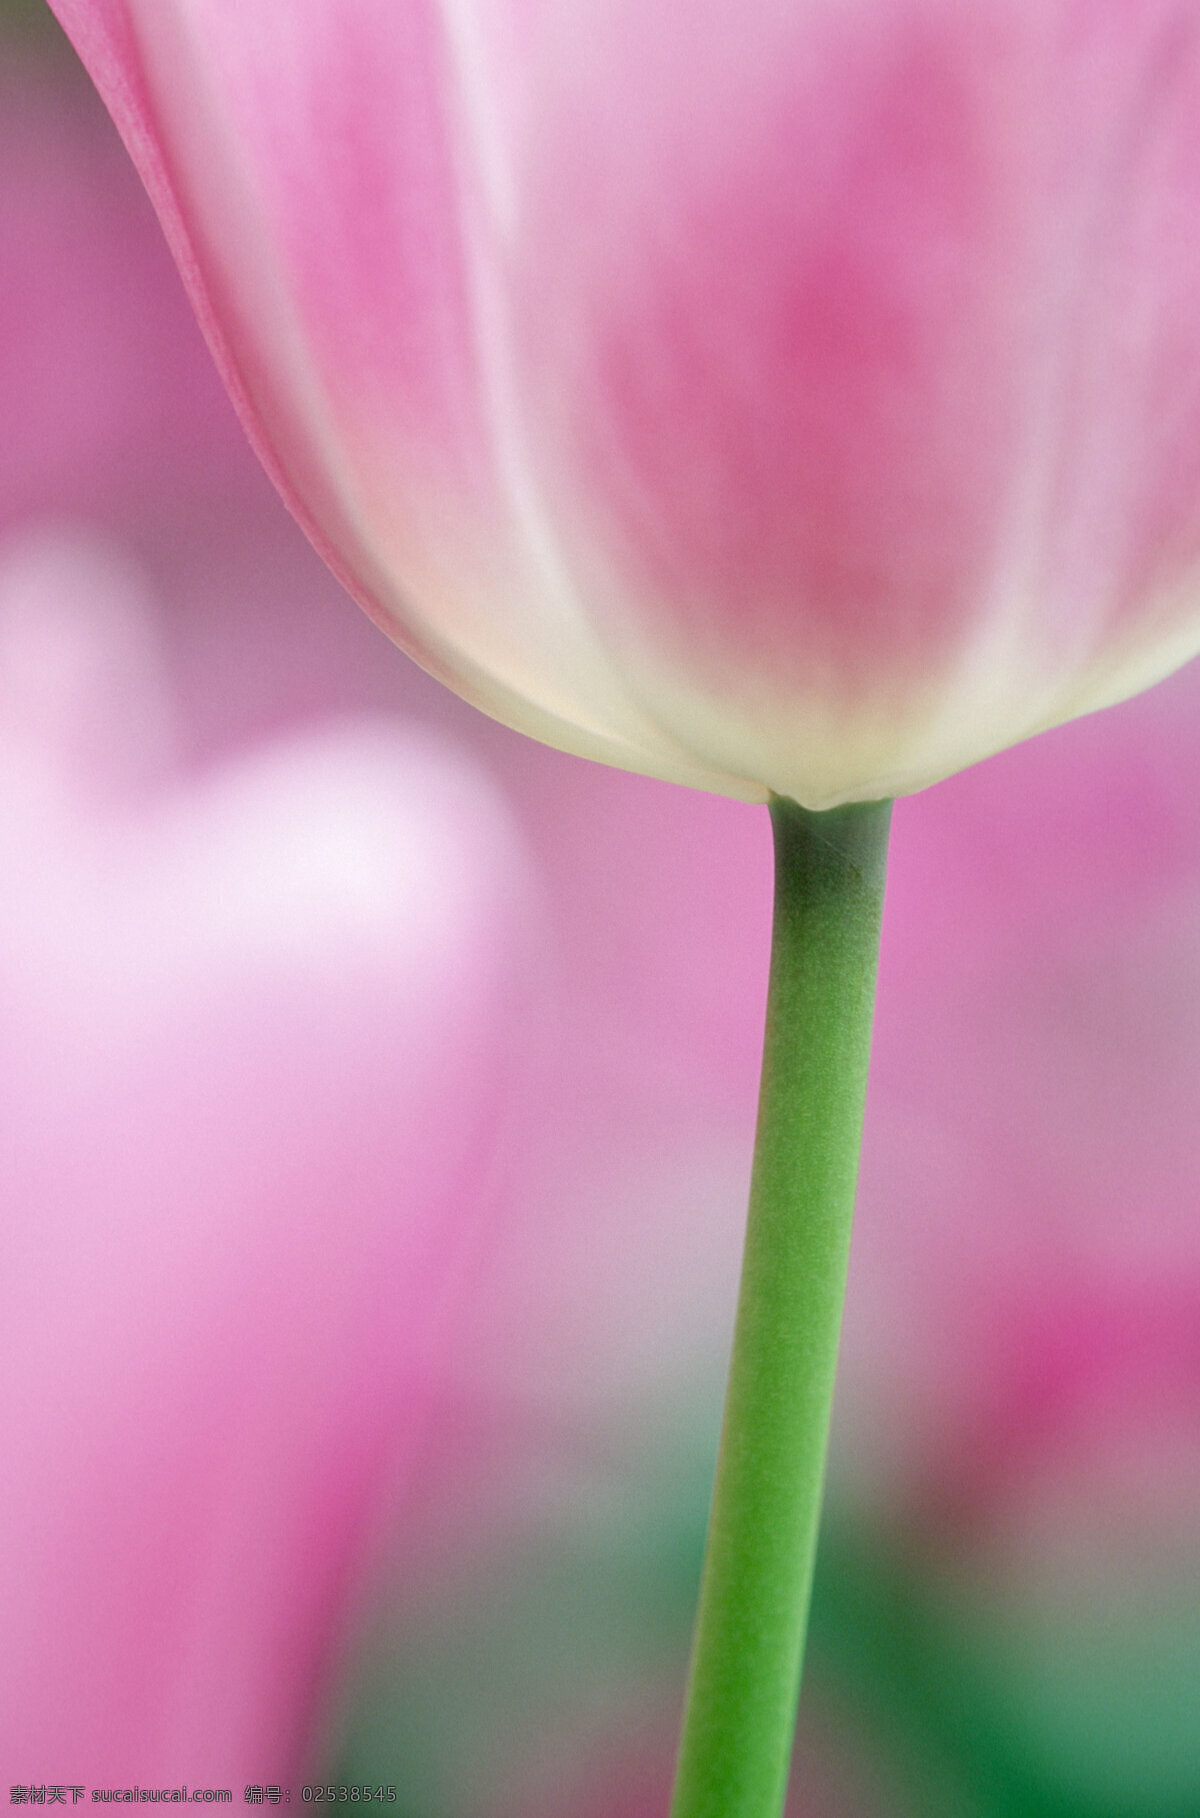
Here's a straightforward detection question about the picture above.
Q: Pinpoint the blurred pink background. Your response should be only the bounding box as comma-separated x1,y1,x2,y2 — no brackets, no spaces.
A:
4,4,1200,1814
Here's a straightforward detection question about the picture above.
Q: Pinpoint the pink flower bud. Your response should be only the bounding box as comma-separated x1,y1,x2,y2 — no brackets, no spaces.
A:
0,529,532,1782
49,1,1200,806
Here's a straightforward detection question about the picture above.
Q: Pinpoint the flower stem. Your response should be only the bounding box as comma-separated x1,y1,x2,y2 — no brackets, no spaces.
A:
669,794,893,1818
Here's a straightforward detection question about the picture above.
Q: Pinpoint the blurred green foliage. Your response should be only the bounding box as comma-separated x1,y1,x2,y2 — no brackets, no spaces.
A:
809,1515,1200,1818
333,1482,1200,1818
0,0,51,37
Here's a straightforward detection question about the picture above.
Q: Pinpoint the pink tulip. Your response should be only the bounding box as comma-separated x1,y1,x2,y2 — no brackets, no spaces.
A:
13,34,1200,1804
46,0,1200,807
0,528,530,1784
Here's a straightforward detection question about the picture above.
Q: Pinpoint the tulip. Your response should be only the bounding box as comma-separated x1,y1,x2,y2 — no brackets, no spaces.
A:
44,0,1200,808
9,34,1200,1805
0,529,529,1783
42,8,1200,1815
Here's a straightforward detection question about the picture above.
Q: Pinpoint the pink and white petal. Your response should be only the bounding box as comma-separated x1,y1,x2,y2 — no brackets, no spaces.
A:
51,0,758,797
511,0,1200,804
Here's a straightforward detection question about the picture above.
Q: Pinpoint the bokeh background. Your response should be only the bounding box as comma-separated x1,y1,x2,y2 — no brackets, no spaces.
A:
4,2,1200,1811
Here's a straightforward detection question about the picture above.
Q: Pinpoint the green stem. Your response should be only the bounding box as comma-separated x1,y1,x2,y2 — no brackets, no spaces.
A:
669,793,893,1818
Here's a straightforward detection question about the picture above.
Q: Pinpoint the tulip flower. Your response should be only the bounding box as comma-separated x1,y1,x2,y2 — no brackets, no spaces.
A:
40,0,1200,809
0,529,529,1783
40,5,1200,1814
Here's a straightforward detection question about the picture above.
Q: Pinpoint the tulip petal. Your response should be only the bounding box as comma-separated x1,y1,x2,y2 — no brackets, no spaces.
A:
52,0,764,795
510,0,1200,802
